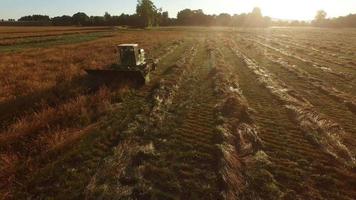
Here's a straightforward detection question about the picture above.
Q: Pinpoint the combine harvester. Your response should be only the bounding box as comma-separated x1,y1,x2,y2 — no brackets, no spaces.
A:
86,44,157,87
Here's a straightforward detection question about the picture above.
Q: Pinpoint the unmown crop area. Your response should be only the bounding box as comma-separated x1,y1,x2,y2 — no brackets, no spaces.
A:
0,26,355,199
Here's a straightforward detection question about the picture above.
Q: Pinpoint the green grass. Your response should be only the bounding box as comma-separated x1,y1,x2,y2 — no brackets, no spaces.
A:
0,32,113,53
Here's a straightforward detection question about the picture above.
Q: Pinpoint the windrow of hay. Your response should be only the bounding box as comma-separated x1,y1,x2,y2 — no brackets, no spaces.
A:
84,44,198,198
210,45,283,199
230,43,355,167
254,35,355,70
154,40,183,64
265,53,356,115
150,46,197,126
247,38,353,79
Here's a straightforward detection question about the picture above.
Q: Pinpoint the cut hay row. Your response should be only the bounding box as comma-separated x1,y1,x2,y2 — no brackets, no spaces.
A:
238,38,356,153
263,52,356,115
150,45,197,125
154,40,183,64
229,43,355,167
153,39,222,198
223,38,355,199
257,29,356,59
246,38,355,78
114,39,225,198
254,35,356,68
210,44,282,199
84,43,199,198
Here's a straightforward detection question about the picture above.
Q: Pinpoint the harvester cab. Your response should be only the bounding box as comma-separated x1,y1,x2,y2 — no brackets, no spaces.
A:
85,44,156,87
118,44,144,66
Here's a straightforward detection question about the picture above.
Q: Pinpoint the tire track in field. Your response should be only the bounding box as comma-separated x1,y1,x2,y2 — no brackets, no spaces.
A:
224,40,356,200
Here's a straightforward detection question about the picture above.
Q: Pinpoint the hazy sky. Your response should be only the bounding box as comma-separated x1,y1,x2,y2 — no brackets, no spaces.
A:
1,0,356,21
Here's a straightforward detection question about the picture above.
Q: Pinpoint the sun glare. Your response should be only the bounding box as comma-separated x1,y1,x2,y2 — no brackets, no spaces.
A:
259,0,319,20
204,0,345,21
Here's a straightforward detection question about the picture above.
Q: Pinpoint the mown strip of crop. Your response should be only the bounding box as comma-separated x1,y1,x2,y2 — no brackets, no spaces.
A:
83,40,200,199
222,38,356,199
236,36,356,155
0,32,114,53
210,41,283,200
243,37,356,96
253,35,356,70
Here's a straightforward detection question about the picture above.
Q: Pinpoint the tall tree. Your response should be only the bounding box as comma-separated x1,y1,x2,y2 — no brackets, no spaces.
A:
52,15,72,26
312,10,327,26
104,12,111,21
72,12,89,26
251,7,263,18
136,0,157,27
315,10,327,21
160,11,170,26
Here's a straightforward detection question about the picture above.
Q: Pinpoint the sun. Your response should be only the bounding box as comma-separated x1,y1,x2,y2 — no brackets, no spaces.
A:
258,0,319,20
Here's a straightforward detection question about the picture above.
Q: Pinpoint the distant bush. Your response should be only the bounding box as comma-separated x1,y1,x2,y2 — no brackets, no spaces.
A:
19,14,50,22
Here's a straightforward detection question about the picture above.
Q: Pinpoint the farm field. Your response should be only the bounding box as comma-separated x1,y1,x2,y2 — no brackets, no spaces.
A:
0,26,355,199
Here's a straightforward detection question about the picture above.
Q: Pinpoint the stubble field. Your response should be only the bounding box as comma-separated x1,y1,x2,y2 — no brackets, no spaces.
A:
0,26,355,199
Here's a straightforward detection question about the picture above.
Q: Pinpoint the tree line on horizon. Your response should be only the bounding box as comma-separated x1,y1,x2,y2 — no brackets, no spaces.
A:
12,8,271,27
1,0,355,28
312,10,356,28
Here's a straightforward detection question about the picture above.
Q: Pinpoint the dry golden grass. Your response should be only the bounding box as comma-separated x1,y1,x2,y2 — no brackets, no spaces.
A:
0,30,182,123
0,30,181,103
0,29,184,199
1,27,356,199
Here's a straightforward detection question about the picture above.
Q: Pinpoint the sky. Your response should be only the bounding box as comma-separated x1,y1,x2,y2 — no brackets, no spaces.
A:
1,0,356,21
